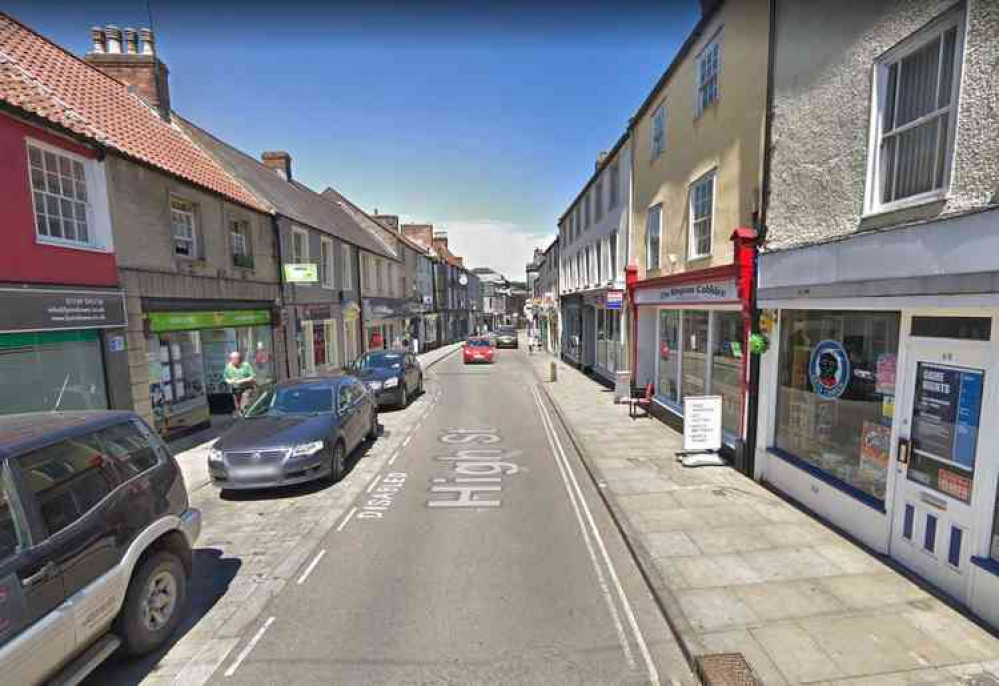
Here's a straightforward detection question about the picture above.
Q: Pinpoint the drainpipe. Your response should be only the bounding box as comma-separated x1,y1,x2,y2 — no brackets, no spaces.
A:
625,263,639,389
273,215,292,381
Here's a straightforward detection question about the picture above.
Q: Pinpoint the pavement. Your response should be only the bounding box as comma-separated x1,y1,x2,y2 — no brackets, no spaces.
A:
527,349,999,686
86,340,694,686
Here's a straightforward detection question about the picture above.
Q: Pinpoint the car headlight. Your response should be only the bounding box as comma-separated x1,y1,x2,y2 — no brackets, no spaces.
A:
367,380,383,390
208,448,224,464
383,377,399,389
291,441,325,457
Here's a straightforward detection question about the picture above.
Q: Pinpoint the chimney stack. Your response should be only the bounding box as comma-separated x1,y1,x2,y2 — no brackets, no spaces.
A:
596,150,609,171
261,152,292,181
374,214,401,234
85,25,170,121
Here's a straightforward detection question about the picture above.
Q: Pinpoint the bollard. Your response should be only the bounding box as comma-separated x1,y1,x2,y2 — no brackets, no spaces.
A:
549,360,557,382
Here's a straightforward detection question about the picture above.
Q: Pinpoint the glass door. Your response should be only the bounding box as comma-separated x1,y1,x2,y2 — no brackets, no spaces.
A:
891,337,990,600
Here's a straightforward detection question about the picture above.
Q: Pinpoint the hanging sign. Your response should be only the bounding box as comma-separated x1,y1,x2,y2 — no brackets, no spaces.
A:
682,395,723,452
809,340,851,399
606,290,624,310
283,263,318,283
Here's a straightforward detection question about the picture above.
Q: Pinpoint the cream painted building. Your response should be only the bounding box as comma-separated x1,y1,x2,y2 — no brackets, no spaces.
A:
628,0,768,449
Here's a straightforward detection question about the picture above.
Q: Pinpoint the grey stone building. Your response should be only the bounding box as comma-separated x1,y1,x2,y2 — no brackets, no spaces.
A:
754,0,999,627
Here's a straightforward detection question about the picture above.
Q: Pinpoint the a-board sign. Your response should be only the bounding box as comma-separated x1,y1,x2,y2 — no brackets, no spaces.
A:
682,395,723,452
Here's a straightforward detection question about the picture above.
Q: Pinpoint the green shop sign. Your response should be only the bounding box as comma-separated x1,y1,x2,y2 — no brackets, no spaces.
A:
148,309,271,333
283,263,318,283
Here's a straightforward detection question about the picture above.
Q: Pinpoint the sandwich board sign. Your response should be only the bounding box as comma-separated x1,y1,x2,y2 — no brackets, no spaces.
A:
682,395,723,455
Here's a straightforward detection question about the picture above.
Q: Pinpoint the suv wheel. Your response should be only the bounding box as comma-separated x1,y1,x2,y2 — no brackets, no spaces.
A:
116,550,187,656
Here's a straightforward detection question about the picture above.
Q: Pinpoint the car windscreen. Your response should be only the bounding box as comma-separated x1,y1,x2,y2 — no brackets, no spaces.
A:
468,339,491,348
357,353,403,370
246,386,332,416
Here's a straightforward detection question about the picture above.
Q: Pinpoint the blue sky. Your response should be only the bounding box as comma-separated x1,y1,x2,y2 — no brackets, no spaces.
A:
9,1,700,279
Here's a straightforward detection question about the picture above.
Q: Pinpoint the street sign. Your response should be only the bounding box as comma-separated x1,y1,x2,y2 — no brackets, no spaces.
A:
606,290,624,310
682,395,723,452
283,263,318,283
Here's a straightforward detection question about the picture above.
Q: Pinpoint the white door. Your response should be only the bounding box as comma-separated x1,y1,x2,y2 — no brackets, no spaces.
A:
890,336,991,600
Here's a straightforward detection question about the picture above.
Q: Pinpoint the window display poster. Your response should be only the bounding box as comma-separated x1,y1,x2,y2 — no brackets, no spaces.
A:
912,364,982,470
876,353,897,395
860,420,891,469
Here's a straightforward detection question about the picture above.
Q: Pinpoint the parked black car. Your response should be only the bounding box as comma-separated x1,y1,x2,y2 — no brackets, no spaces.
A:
0,411,201,686
494,326,519,349
209,374,377,491
350,350,424,408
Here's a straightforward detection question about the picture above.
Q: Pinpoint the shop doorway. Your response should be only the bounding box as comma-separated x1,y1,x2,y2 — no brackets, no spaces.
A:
890,333,992,601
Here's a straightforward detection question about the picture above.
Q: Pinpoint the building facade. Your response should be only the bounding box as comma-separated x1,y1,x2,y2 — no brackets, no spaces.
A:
559,138,631,382
628,0,767,450
531,239,560,354
754,0,999,626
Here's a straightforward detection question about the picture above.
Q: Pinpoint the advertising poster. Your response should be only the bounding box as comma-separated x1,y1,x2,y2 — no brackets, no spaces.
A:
860,420,891,469
876,353,897,395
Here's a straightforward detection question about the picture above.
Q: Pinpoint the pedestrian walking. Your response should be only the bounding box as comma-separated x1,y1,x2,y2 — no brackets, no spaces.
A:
224,350,256,416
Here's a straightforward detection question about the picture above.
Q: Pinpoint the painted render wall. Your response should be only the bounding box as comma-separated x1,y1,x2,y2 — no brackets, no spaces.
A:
630,0,769,279
765,0,999,252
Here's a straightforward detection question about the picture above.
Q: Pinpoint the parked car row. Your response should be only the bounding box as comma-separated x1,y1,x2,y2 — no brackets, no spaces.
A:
0,350,429,685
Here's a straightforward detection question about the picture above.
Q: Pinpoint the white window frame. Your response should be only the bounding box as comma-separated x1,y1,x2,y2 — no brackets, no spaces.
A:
291,226,309,264
609,231,618,279
646,204,662,271
171,197,198,259
651,105,666,158
596,240,603,284
864,9,964,216
229,217,253,269
609,163,620,208
319,236,334,289
696,33,721,116
595,177,604,222
342,244,353,291
688,170,716,260
26,138,109,251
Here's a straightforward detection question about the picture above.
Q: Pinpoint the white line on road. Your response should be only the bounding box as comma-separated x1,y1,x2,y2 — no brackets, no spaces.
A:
532,385,661,686
224,616,275,677
402,435,412,447
336,506,358,532
366,473,383,493
387,449,401,466
296,549,327,585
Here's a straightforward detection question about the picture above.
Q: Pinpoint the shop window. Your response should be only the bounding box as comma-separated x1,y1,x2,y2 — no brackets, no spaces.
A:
869,9,962,211
681,311,709,398
148,331,207,432
596,309,607,370
658,310,680,404
689,171,714,259
230,218,253,269
712,311,744,436
313,324,327,368
171,197,198,258
774,310,901,502
0,330,109,415
28,141,92,247
646,205,661,271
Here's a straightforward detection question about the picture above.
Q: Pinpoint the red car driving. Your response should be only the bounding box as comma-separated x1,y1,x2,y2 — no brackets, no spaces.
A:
463,337,495,364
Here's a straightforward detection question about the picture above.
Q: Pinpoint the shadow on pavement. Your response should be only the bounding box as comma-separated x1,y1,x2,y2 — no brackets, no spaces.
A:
84,548,242,685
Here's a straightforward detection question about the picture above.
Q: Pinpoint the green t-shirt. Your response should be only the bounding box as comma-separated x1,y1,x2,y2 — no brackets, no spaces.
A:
224,361,255,386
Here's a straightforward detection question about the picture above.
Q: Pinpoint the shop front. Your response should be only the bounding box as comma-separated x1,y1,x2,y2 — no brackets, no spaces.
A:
561,293,583,365
0,286,129,415
296,303,344,376
145,307,276,435
755,213,999,628
631,263,750,448
583,290,625,383
363,297,408,350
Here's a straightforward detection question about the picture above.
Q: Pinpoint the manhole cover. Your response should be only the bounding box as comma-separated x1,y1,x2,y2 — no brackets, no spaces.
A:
695,653,759,686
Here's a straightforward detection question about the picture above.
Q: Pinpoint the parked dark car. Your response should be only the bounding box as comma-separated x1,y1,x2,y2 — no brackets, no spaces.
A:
494,326,519,349
209,374,377,491
350,350,424,408
0,411,201,686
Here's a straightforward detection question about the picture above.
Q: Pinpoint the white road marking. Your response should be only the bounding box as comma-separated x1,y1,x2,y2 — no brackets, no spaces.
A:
224,616,275,677
532,385,662,686
402,435,412,447
296,549,327,585
366,473,383,493
335,506,358,532
387,449,401,466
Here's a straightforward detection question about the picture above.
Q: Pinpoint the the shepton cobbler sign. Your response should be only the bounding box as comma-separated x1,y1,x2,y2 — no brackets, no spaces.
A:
634,279,737,306
0,288,126,332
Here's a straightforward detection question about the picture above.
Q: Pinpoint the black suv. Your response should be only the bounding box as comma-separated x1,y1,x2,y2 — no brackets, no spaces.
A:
0,411,201,685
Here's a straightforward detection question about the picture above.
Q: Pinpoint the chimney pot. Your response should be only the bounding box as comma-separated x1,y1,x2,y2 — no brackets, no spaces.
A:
139,28,155,55
89,27,106,54
123,28,138,54
105,25,122,54
261,151,292,181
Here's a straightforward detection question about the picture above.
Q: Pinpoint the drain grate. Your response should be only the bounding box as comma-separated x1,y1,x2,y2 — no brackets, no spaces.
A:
694,653,759,686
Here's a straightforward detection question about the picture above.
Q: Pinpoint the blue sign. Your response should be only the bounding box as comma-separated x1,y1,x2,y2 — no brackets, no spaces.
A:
606,290,624,311
809,340,851,399
953,369,983,469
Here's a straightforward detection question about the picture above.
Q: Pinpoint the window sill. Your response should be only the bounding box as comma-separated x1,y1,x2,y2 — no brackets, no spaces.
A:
687,253,713,264
36,236,109,254
861,191,947,220
971,556,999,578
767,447,887,513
